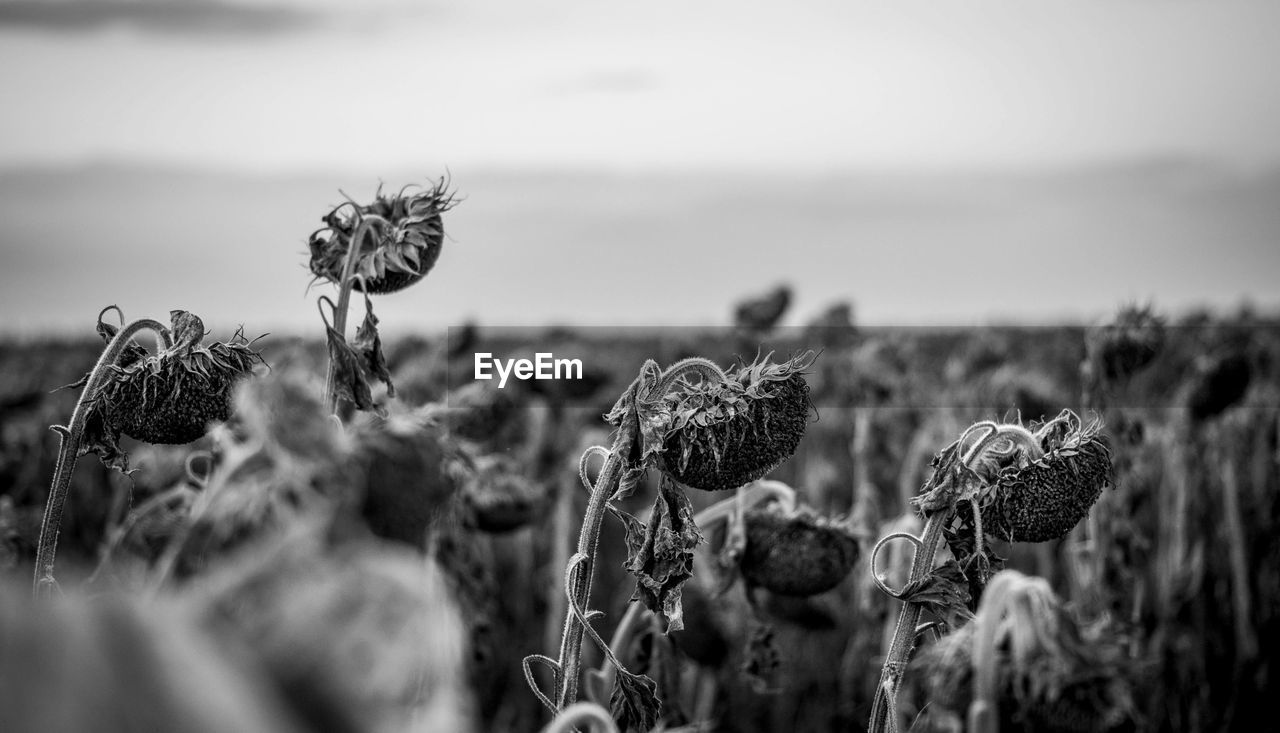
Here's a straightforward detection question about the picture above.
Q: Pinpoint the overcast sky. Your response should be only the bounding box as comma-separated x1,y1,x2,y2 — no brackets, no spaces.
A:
1,1,1278,333
3,0,1279,172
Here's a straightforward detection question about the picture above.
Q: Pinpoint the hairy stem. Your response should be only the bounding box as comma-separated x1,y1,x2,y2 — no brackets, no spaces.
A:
867,511,948,733
555,446,624,709
33,317,169,598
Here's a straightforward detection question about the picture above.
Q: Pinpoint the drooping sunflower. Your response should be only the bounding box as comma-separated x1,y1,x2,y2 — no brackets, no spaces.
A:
309,179,457,294
982,412,1112,543
89,310,263,446
739,502,860,597
658,353,814,492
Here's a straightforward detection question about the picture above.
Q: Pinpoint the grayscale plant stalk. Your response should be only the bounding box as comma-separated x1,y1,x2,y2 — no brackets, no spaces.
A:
867,423,1041,733
323,217,381,415
33,317,171,598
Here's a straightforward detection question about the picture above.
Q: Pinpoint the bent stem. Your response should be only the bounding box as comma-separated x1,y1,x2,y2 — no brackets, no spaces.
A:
533,358,735,715
553,444,625,710
867,511,949,733
33,317,171,599
867,423,1039,733
323,216,383,415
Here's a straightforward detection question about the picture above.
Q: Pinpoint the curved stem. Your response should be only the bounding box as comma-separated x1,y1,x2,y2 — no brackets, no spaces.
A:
554,445,624,709
867,419,1046,732
323,217,380,415
868,511,948,733
33,317,168,598
651,357,730,398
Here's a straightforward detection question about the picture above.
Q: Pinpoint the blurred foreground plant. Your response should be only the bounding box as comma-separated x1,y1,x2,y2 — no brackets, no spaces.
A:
911,570,1135,733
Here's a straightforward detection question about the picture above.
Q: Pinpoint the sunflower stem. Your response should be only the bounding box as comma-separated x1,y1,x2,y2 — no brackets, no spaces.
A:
867,510,949,733
553,444,624,710
323,217,379,415
33,317,169,599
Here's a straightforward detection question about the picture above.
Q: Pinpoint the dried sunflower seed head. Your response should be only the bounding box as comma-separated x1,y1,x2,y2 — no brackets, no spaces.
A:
458,453,544,534
980,412,1113,543
1186,350,1251,423
91,311,264,447
1087,304,1165,382
350,411,459,549
659,352,814,491
309,179,457,294
739,502,860,597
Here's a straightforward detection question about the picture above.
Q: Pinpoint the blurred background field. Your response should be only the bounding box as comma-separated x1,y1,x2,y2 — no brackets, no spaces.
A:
1,306,1276,731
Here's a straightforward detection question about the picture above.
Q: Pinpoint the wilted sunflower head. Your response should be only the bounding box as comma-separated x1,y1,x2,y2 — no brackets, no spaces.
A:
948,411,1112,545
657,352,814,492
739,502,860,597
1086,303,1164,383
350,411,459,549
308,179,457,295
90,310,263,447
457,453,544,534
1185,350,1252,423
911,570,1134,733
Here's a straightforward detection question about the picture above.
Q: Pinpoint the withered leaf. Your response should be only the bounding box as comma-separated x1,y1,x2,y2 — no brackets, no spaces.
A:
897,560,974,628
624,475,703,633
352,295,395,398
610,665,660,733
77,405,132,474
325,324,377,412
168,310,205,353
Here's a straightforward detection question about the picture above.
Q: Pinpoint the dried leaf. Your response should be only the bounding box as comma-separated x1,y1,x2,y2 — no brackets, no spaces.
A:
77,405,132,474
168,310,205,353
325,323,377,412
898,560,975,627
624,475,703,633
610,666,660,733
351,295,395,397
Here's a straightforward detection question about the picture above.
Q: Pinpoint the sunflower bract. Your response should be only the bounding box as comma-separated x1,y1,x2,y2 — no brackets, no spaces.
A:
660,355,812,492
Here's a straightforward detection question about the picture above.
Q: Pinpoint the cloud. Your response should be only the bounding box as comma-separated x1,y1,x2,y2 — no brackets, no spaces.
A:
0,0,319,36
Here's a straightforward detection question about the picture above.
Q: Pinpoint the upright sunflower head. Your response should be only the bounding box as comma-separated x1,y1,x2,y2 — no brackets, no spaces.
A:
91,310,263,446
658,353,814,492
309,179,457,294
